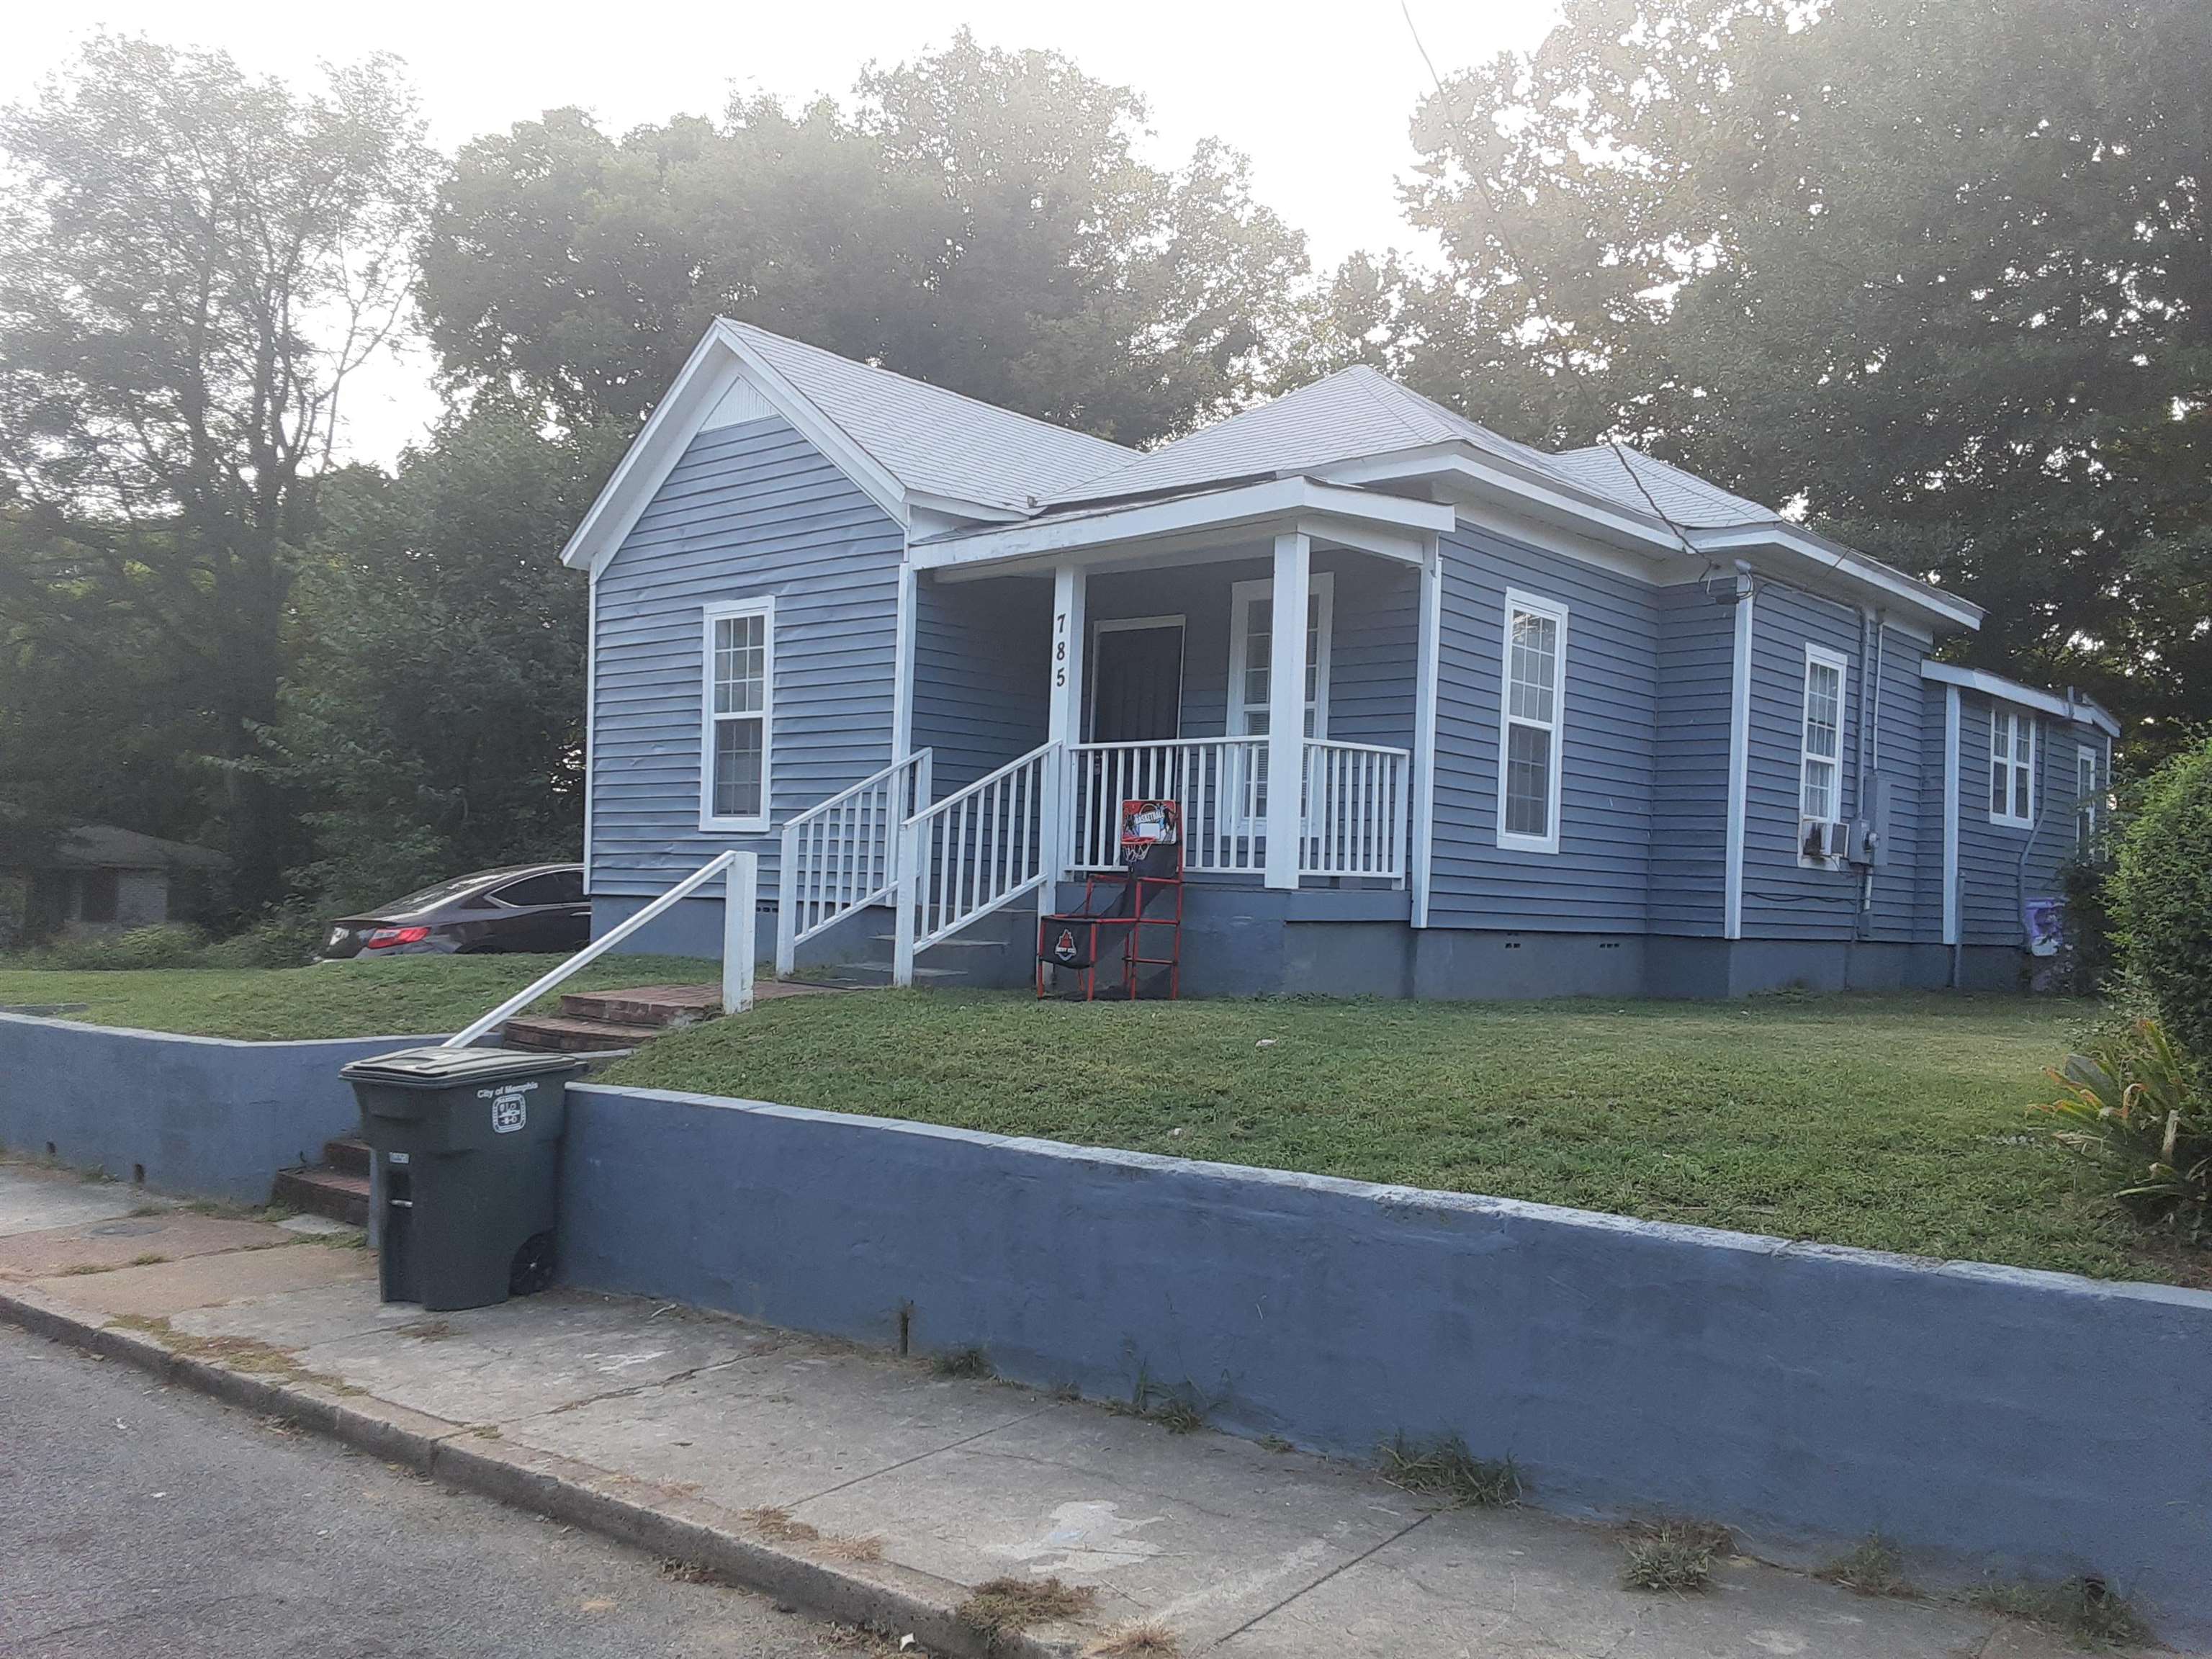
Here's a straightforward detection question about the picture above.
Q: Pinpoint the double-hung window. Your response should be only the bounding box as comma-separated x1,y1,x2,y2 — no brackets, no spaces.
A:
2075,745,2101,849
1226,572,1334,822
700,597,774,832
1495,590,1567,853
1990,706,2035,828
1799,644,1848,829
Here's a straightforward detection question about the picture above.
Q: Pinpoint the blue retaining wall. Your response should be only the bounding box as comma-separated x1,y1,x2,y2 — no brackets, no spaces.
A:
0,1013,436,1205
559,1083,2212,1640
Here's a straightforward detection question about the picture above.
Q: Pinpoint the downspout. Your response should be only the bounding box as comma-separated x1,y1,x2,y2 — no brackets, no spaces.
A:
2015,711,2051,951
1851,607,1879,956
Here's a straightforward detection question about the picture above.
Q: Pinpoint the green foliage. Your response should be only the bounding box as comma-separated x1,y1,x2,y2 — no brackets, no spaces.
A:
1970,1577,2152,1650
1380,1434,1522,1508
2109,736,2212,1058
1621,1521,1732,1593
2038,1018,2211,1242
417,31,1311,446
1816,1536,1915,1599
1353,0,2212,745
0,37,436,913
4,925,208,972
2055,850,2119,998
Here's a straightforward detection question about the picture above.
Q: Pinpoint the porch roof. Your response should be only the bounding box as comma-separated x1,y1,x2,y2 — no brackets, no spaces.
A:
907,475,1455,580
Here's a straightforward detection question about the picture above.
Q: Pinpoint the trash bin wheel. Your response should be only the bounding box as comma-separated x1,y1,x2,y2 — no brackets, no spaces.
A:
508,1231,556,1297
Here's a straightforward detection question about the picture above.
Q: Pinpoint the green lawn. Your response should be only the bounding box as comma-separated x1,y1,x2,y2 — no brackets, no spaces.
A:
603,989,2206,1288
0,955,721,1042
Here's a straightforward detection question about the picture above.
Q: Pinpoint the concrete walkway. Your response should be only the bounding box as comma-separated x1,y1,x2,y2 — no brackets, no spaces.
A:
0,1160,2140,1659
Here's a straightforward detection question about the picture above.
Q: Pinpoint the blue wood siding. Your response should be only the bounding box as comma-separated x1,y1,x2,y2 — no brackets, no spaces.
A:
1647,584,1735,935
1954,691,2102,948
1083,550,1416,749
1865,627,1931,943
1738,583,1864,940
1428,525,1658,932
591,416,902,898
911,574,1051,793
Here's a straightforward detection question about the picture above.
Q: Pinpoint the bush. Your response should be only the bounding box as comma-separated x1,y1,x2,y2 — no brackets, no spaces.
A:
2110,736,2212,1059
2036,1017,2211,1242
2055,848,2118,997
199,908,328,969
9,923,208,971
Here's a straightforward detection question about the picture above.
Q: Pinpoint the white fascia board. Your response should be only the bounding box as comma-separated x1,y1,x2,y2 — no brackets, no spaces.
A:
908,477,1452,574
1689,524,1983,632
1318,446,1689,558
562,320,920,576
1920,661,2121,737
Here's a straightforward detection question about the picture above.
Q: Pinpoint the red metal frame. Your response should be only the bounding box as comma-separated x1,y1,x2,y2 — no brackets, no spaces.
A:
1036,799,1184,1002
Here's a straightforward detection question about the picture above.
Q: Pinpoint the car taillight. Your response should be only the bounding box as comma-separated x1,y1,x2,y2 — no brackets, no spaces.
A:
364,925,431,949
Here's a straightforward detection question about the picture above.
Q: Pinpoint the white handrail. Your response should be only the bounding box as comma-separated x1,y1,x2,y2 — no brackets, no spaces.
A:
775,750,932,977
1068,737,1265,875
895,740,1059,984
1300,739,1410,882
441,850,757,1048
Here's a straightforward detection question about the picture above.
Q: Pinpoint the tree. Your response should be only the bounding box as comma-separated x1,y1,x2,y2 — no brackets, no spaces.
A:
269,408,621,913
1371,0,2212,750
418,32,1311,446
0,35,435,909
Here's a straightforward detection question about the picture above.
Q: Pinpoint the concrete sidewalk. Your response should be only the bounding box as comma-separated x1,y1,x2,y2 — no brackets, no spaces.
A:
0,1159,2139,1658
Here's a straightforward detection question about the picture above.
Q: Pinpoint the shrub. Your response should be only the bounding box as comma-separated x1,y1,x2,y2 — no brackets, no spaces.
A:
15,923,207,971
199,909,327,968
2037,1018,2211,1241
2109,736,2212,1059
2055,848,2118,997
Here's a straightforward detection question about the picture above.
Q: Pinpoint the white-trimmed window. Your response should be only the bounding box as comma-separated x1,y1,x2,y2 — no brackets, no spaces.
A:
1990,706,2035,828
1799,644,1849,828
1496,590,1568,853
2075,744,2101,849
1227,572,1334,822
700,596,773,832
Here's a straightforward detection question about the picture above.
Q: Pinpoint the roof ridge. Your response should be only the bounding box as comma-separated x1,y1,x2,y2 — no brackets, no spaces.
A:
1337,364,1449,449
720,317,1136,462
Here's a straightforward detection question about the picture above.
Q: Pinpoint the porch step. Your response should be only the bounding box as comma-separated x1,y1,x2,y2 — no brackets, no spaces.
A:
558,983,723,1028
271,1161,371,1228
866,935,1007,953
499,1013,662,1053
806,961,977,990
322,1136,372,1178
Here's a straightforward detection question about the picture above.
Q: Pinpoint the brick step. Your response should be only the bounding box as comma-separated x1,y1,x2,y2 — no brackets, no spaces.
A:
558,983,721,1028
323,1136,371,1177
500,1014,662,1053
272,1165,370,1228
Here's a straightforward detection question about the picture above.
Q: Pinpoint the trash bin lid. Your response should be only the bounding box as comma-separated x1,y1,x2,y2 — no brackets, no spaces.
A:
339,1046,586,1088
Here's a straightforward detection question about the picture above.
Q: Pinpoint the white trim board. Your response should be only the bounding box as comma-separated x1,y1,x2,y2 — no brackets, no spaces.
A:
1411,549,1442,927
698,595,776,835
1920,660,2120,737
1724,577,1755,940
1942,685,1961,946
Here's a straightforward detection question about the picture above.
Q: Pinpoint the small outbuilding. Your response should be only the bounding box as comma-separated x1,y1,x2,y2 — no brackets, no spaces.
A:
6,825,227,943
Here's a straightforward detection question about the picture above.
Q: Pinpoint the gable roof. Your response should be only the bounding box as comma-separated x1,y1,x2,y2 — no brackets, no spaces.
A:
719,321,1137,515
1545,444,1781,529
1043,364,1568,507
37,825,227,871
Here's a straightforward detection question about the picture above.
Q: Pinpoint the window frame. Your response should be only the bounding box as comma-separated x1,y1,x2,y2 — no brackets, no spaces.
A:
1225,571,1335,742
1989,704,2036,830
1797,642,1851,866
2075,742,2101,850
1493,588,1570,855
698,595,776,835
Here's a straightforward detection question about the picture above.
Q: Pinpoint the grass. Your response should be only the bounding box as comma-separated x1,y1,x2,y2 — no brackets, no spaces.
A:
0,953,720,1042
1379,1433,1522,1507
1621,1521,1734,1593
1817,1535,1915,1598
1970,1578,2152,1650
599,988,2206,1286
956,1577,1097,1647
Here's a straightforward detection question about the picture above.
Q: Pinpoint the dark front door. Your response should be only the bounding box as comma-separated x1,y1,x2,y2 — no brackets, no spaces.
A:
1089,624,1184,742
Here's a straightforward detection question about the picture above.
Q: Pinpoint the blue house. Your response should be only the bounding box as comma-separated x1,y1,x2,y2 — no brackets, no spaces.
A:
560,320,2117,998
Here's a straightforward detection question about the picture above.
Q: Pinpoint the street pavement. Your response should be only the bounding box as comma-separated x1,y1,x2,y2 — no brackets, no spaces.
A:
0,1321,901,1658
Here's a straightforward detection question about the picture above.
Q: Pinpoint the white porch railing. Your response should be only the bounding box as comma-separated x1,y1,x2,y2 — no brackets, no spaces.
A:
1300,739,1410,881
774,750,932,977
1068,737,1267,875
896,741,1058,981
442,850,756,1049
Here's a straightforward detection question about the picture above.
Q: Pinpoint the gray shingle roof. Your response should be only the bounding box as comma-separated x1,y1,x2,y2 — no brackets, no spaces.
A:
1043,366,1575,507
45,825,226,870
725,320,1138,513
1545,444,1781,529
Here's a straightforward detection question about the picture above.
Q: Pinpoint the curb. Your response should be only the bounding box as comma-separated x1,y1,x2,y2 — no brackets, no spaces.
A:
0,1284,1074,1659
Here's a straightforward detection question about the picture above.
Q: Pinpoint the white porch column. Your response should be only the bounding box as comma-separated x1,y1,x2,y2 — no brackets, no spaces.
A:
1264,532,1310,891
1041,562,1087,920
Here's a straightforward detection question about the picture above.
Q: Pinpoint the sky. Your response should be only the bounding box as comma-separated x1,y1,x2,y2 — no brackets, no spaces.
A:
6,1,1564,465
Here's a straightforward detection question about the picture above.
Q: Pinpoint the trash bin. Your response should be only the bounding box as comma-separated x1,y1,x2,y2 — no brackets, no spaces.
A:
340,1047,585,1312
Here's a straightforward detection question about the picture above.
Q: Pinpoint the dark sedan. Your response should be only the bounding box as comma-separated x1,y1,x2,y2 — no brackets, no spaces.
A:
320,864,590,961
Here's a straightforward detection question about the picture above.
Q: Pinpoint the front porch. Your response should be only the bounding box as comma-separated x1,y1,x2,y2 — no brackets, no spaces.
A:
779,493,1447,985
